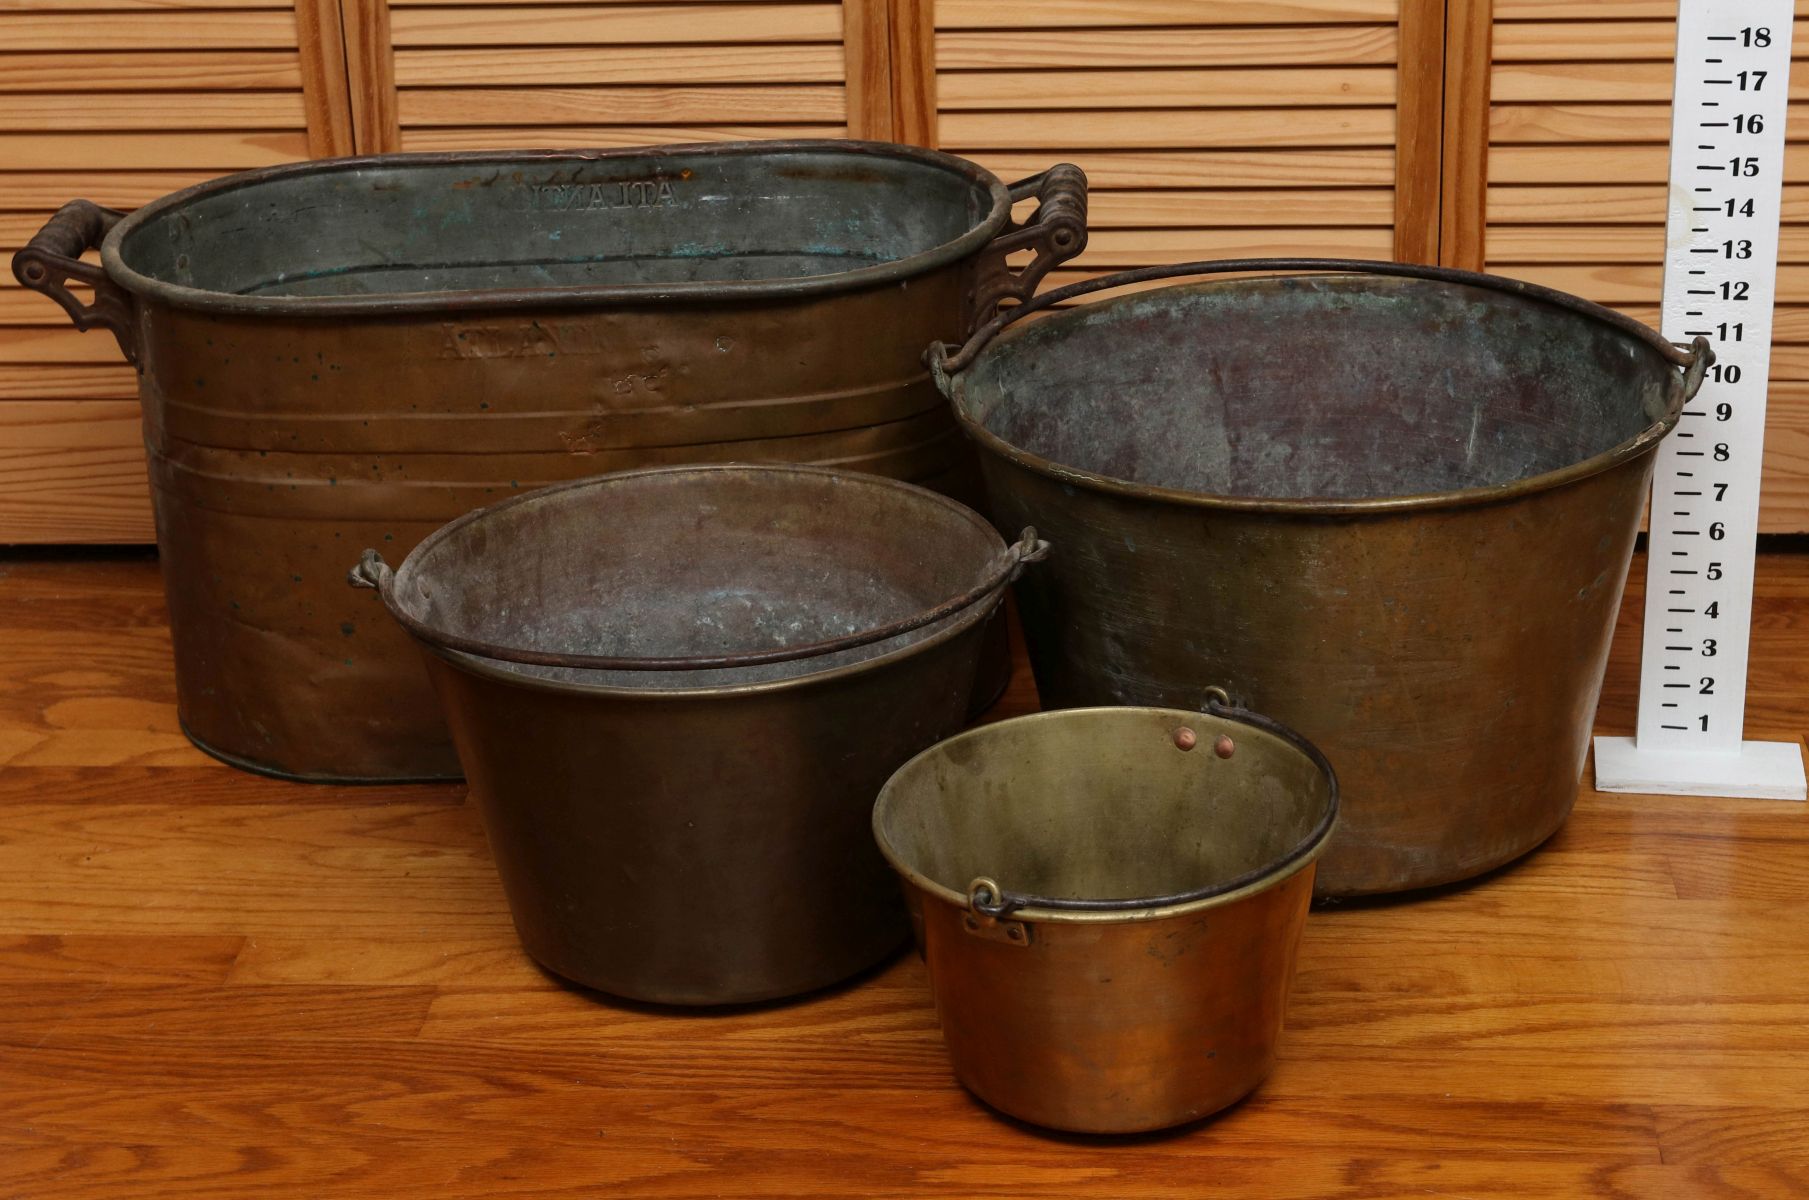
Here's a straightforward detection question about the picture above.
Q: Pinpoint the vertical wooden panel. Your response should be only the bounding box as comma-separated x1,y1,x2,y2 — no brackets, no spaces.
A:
343,0,400,153
843,0,895,139
1394,0,1445,264
891,0,937,147
1441,0,1492,269
296,0,356,157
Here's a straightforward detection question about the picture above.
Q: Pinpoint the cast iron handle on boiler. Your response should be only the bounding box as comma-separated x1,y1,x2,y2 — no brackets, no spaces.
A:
348,527,1051,673
972,164,1089,319
11,199,138,366
930,257,1714,407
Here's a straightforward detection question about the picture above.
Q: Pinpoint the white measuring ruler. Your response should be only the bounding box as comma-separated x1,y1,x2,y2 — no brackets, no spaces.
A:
1594,0,1807,799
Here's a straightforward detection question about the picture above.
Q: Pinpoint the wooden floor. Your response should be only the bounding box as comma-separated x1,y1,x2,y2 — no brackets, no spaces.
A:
1,551,1806,1199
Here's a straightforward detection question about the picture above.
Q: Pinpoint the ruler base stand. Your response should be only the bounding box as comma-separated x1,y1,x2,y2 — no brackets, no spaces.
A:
1593,736,1807,801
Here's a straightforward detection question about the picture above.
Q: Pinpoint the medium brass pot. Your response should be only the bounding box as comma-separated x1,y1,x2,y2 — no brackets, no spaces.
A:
931,259,1710,897
354,463,1047,1005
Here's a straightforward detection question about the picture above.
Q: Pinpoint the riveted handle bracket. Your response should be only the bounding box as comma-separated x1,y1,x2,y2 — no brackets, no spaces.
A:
11,200,137,366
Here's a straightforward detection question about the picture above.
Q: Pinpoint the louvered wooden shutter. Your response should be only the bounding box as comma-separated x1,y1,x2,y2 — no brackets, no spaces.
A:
383,0,850,152
930,0,1407,292
0,0,332,542
1483,0,1809,530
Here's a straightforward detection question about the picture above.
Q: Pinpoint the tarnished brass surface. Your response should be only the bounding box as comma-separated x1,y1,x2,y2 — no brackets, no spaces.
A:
874,705,1336,1133
935,262,1701,897
14,143,1087,781
368,465,1017,1005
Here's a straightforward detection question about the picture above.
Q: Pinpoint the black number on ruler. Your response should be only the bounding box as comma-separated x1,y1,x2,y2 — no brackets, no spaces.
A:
1710,522,1727,540
1699,713,1711,731
1714,442,1731,459
1730,158,1762,177
1708,562,1724,579
1703,639,1719,656
1737,70,1768,91
1734,113,1765,134
1717,323,1744,342
1725,197,1756,217
1723,239,1755,257
1701,676,1716,694
1740,27,1772,47
1706,601,1721,618
1716,402,1734,419
1710,366,1741,384
1721,281,1750,300
1714,482,1730,500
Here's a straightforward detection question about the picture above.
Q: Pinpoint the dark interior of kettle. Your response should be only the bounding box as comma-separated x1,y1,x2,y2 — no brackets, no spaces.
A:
966,277,1674,500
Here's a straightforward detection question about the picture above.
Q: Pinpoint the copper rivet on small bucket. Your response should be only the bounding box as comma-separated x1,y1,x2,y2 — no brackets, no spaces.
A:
1172,726,1197,751
1215,735,1236,759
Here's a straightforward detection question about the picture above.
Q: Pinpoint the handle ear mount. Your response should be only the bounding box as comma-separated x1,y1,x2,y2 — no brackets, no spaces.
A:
11,199,137,366
972,164,1089,323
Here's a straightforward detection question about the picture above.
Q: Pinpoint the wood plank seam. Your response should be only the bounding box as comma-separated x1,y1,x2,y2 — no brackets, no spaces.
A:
342,0,401,153
1440,0,1492,271
890,0,936,148
295,0,357,157
843,0,894,140
1395,0,1446,264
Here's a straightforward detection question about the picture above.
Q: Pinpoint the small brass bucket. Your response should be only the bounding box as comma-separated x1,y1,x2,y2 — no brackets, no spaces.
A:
872,700,1337,1133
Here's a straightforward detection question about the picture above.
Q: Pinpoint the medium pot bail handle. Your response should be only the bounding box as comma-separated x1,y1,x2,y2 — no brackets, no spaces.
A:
10,199,137,366
347,529,1052,673
971,163,1089,321
928,257,1700,389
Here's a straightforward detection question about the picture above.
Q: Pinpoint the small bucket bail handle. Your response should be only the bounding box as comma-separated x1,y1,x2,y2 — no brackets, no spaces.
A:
966,696,1341,922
